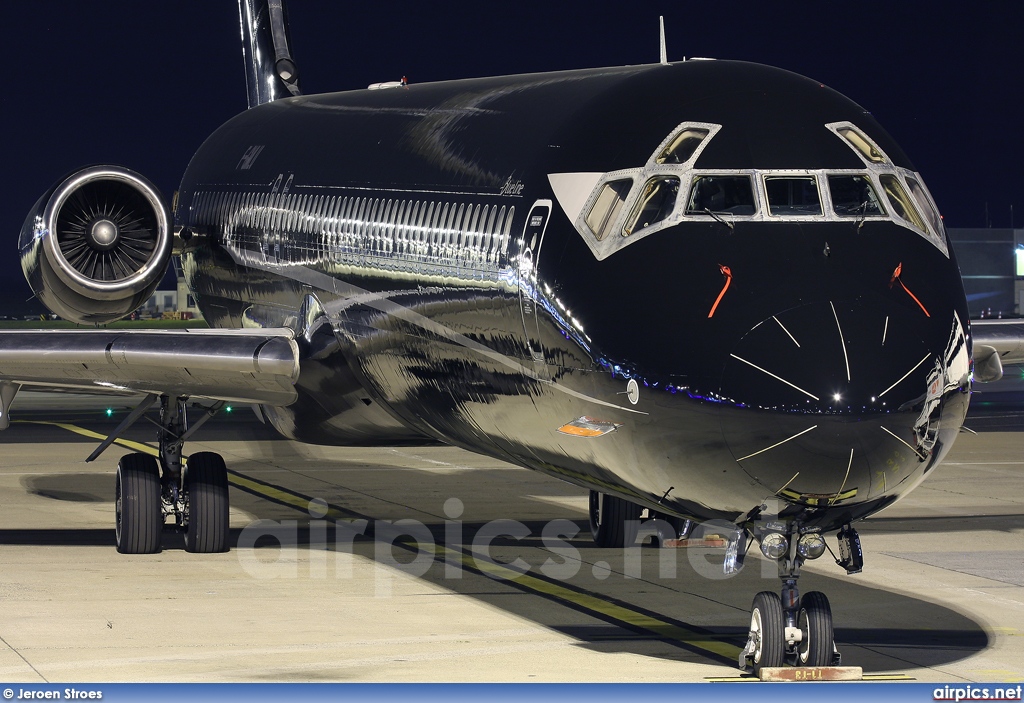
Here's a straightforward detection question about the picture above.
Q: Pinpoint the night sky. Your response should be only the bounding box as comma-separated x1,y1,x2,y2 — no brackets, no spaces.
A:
3,2,1022,299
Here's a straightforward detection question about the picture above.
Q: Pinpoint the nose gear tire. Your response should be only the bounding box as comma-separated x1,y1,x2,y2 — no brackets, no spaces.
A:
797,591,834,666
749,591,785,675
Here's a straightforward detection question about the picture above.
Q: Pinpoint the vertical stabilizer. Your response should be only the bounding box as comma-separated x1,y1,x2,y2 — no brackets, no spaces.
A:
238,0,301,108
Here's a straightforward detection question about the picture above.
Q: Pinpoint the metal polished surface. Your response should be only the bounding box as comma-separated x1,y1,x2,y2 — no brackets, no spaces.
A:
238,0,300,109
18,166,171,325
0,329,299,406
173,59,971,531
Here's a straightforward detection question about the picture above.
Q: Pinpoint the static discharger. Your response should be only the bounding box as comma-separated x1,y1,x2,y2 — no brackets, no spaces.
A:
708,264,733,318
557,416,622,437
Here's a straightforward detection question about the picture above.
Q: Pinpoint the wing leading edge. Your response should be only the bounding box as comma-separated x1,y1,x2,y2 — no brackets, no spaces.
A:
0,327,299,409
971,319,1024,382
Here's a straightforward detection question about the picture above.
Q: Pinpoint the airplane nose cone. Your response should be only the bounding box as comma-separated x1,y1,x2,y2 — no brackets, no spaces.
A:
717,300,970,508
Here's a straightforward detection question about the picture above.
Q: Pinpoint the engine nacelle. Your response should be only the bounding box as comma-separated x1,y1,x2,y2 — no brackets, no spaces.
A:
19,166,171,325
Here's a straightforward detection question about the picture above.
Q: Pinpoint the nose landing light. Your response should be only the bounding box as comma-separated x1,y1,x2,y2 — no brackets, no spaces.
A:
760,532,788,559
797,533,826,559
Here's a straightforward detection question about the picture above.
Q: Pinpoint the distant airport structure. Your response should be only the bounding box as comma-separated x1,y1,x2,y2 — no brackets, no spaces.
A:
947,228,1024,318
0,258,202,321
144,263,203,319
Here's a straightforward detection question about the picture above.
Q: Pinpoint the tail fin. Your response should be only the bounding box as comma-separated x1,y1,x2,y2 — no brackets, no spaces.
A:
238,0,302,108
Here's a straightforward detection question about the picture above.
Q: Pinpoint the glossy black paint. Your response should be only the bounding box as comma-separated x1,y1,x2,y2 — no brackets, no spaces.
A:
176,60,971,532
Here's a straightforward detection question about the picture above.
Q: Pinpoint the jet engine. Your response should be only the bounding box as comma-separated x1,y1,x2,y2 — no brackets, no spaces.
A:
19,166,172,325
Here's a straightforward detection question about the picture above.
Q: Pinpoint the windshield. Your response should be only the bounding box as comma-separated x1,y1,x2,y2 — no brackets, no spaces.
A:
828,175,885,216
585,179,632,241
764,176,822,216
623,176,680,236
686,175,756,215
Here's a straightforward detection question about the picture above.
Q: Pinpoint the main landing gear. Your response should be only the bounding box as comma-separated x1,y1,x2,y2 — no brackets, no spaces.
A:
740,523,863,675
588,490,693,547
588,489,641,547
114,395,229,554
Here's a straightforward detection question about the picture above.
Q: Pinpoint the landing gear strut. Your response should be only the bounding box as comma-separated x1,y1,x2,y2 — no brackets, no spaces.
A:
113,395,229,554
740,524,856,675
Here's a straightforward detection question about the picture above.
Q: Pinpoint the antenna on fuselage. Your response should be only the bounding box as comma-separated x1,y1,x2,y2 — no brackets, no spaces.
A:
659,16,668,65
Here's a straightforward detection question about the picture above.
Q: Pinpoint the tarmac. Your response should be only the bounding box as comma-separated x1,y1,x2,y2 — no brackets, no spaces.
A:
0,389,1022,683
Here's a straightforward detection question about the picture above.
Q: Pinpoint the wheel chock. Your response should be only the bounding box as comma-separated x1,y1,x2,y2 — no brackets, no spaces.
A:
757,666,863,682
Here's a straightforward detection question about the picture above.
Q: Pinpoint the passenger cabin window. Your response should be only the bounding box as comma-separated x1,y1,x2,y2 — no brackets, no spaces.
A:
655,128,710,165
836,127,886,163
686,175,756,215
586,179,632,241
828,175,885,216
879,174,929,234
764,176,822,216
623,176,680,236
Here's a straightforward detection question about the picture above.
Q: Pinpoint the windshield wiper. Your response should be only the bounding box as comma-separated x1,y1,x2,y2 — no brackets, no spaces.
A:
704,208,735,231
856,201,870,232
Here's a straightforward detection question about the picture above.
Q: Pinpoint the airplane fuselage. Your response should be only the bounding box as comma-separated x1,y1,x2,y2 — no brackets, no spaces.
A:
176,60,971,531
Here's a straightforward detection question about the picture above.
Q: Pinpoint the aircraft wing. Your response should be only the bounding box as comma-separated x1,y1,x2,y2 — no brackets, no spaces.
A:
971,319,1024,381
0,327,300,411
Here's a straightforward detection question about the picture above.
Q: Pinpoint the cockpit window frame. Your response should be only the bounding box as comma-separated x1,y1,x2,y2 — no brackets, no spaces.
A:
825,122,890,165
568,121,949,261
578,122,723,245
825,121,948,257
900,169,947,246
648,122,722,168
585,177,635,241
762,173,824,217
826,173,886,218
687,173,759,217
622,174,683,236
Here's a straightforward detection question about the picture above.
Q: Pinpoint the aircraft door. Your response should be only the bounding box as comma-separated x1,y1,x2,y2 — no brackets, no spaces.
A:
518,199,552,373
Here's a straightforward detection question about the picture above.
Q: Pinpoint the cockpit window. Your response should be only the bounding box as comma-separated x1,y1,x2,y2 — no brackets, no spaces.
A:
879,174,929,234
655,128,710,165
686,175,756,215
567,120,949,262
828,175,885,216
585,178,632,241
904,175,943,238
836,126,887,163
764,176,822,216
623,176,680,236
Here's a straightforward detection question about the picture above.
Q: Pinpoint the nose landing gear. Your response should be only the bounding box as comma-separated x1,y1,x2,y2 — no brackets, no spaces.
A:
740,524,858,675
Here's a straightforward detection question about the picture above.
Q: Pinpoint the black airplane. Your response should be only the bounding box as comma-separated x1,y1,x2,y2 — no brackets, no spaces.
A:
3,0,1019,676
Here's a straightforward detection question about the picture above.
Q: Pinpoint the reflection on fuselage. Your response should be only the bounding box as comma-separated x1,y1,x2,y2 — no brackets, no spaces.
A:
178,59,971,534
